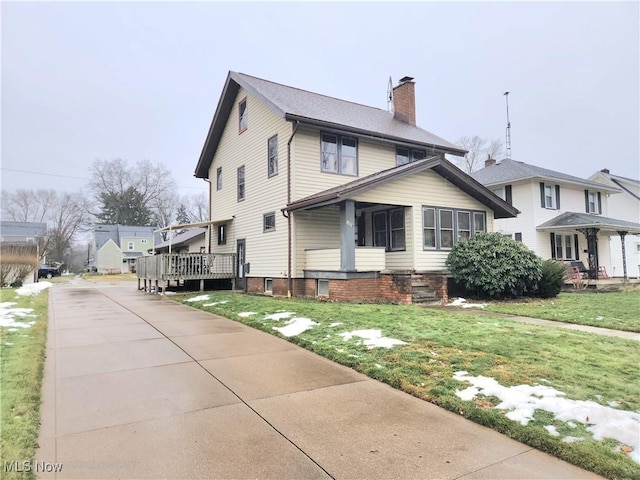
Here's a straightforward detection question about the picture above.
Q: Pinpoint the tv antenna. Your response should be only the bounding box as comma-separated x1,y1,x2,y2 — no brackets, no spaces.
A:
387,77,394,113
504,91,512,158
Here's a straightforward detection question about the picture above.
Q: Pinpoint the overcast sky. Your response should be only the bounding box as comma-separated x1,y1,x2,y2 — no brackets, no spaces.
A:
2,1,638,198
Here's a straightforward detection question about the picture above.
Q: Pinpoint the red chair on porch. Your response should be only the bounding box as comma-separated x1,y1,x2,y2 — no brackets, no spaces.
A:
598,266,609,279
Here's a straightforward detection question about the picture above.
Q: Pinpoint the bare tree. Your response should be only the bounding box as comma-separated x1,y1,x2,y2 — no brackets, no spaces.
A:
455,136,505,173
184,193,208,222
89,158,177,226
1,189,56,223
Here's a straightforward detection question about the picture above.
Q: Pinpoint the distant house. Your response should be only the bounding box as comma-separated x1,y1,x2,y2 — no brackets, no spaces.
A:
0,221,47,284
93,224,159,273
154,228,207,254
471,159,640,279
588,169,640,279
192,71,518,303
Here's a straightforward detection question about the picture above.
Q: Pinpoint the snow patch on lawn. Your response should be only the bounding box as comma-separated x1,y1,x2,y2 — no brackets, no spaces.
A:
185,295,210,302
273,317,318,337
238,312,256,317
264,311,296,321
454,371,640,463
339,329,407,349
544,425,560,436
447,297,488,309
202,301,228,307
0,302,36,329
329,322,343,327
16,282,52,296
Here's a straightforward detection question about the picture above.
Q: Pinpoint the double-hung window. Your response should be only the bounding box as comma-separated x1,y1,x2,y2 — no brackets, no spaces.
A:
238,99,248,133
263,212,276,232
216,167,222,191
585,190,601,214
551,233,577,260
321,133,358,175
372,208,405,251
237,166,245,201
217,224,227,245
268,135,278,177
540,182,560,209
423,206,486,249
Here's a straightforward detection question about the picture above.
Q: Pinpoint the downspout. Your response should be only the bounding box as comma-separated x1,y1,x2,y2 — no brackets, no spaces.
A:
285,121,300,298
203,178,212,253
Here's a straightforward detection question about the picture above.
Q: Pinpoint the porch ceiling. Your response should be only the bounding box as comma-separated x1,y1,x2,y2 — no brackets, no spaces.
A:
536,211,640,236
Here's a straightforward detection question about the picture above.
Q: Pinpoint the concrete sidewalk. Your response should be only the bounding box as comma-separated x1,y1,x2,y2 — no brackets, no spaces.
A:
37,282,601,479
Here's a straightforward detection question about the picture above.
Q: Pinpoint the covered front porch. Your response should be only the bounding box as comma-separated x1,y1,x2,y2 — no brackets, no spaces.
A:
537,212,640,281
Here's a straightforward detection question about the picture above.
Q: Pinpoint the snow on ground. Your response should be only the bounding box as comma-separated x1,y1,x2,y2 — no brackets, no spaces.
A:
16,282,52,296
185,295,210,302
161,291,177,296
264,312,296,321
273,317,318,337
202,301,228,307
339,329,407,349
0,302,36,329
329,322,343,327
238,312,256,317
446,297,488,309
454,371,640,463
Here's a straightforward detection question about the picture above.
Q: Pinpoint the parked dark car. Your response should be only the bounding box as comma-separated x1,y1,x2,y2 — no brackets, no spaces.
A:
38,265,62,279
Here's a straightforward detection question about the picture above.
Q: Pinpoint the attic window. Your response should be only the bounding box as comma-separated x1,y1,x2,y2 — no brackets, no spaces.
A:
238,98,248,133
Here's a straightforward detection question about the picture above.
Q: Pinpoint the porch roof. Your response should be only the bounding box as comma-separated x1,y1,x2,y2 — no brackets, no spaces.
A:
283,155,520,219
536,212,640,235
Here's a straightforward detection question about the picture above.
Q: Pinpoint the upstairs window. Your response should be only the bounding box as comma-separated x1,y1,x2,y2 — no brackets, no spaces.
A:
263,212,276,232
396,147,427,166
268,135,278,177
540,182,560,209
238,98,248,133
127,241,134,251
585,190,601,214
321,133,358,176
216,167,222,191
492,185,512,204
237,166,245,201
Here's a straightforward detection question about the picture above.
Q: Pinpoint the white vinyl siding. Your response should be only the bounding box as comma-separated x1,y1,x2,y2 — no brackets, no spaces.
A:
294,207,341,277
207,87,290,277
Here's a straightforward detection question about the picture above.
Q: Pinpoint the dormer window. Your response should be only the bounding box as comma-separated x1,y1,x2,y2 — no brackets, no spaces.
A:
238,98,248,133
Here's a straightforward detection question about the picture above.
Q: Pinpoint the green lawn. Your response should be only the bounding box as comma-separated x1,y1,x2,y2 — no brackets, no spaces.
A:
178,292,640,480
0,287,49,480
483,290,640,332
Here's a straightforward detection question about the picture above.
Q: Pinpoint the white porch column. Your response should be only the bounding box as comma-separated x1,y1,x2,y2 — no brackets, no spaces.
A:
340,200,356,271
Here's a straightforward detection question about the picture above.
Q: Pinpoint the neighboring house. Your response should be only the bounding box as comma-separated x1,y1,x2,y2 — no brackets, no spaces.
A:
588,169,640,279
93,224,159,273
192,71,517,303
154,228,207,254
471,159,640,279
0,221,47,284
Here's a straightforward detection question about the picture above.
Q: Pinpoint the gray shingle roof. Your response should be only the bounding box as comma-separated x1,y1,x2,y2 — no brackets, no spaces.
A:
536,211,640,234
285,155,520,219
195,71,466,178
0,221,47,243
471,159,619,192
94,224,159,250
154,228,206,250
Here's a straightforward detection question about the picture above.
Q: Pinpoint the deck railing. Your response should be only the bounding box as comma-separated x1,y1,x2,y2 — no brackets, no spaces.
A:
136,253,236,281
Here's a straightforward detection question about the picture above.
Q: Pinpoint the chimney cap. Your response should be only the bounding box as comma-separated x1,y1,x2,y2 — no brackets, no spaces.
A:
398,76,414,84
600,168,610,174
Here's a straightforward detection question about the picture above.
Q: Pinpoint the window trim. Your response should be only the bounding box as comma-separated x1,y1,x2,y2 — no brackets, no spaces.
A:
263,212,276,232
267,135,278,178
422,206,487,250
320,132,358,176
217,224,227,245
238,98,248,133
237,165,245,202
216,167,222,191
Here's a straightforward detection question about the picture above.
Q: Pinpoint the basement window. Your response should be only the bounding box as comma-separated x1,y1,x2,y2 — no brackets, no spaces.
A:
317,279,329,297
264,278,273,294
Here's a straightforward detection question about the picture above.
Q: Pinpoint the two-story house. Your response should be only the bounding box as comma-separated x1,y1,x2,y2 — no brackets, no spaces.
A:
471,159,640,280
194,72,518,303
588,169,640,279
93,224,159,274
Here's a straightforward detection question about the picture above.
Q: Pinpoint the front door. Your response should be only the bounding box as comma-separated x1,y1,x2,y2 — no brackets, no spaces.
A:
236,239,246,290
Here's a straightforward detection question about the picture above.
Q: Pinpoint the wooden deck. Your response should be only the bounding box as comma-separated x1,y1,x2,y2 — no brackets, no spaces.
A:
136,253,236,293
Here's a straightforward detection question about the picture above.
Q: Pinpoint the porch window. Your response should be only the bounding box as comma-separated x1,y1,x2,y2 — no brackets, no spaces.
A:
550,233,578,260
439,210,454,249
268,135,278,177
457,211,471,241
372,209,405,251
423,206,487,250
473,212,486,233
317,279,329,297
423,208,436,248
321,133,358,176
216,167,222,191
585,190,601,214
238,98,248,133
217,224,226,245
237,166,245,202
263,212,276,232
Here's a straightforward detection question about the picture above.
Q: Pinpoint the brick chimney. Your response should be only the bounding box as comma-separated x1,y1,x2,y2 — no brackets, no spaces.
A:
393,76,416,125
485,155,497,167
600,168,610,174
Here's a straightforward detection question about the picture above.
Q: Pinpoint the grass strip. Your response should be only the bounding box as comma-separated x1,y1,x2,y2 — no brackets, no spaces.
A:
177,292,640,480
0,288,49,480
